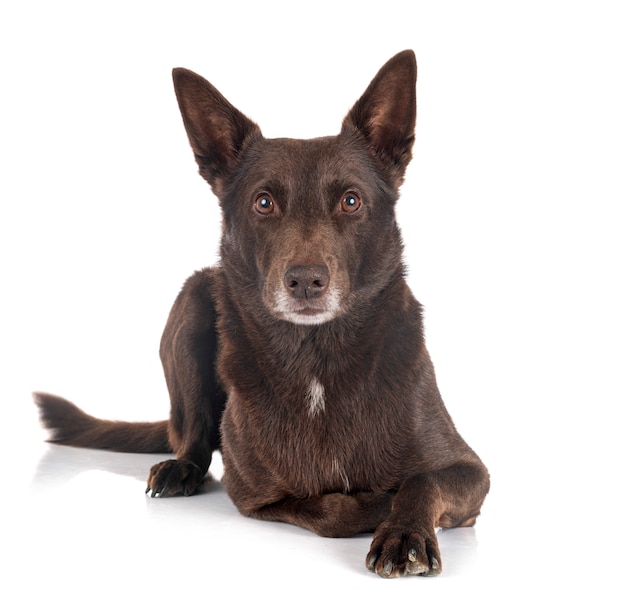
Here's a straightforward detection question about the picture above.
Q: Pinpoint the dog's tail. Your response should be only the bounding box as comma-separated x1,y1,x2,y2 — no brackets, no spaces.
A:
33,392,172,454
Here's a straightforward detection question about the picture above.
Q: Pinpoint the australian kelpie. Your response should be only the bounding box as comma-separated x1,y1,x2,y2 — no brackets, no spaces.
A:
35,50,489,578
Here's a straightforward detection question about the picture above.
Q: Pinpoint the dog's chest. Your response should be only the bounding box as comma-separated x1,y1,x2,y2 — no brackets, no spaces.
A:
216,307,420,497
306,377,326,417
222,366,403,498
302,378,351,492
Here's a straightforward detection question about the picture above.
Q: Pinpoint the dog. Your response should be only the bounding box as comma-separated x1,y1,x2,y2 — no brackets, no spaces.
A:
35,50,490,578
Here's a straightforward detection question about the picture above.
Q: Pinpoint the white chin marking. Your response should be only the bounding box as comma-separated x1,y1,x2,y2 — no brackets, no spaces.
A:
274,289,341,326
281,311,337,326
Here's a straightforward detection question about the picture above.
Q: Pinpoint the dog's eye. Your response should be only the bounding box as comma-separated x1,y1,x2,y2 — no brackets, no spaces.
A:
254,194,275,215
341,192,362,214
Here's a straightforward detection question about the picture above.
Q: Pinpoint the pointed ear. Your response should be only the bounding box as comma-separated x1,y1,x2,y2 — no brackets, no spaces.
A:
172,68,262,195
342,50,417,187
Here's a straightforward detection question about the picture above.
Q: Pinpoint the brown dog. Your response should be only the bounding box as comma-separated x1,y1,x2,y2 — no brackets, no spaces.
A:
35,50,489,578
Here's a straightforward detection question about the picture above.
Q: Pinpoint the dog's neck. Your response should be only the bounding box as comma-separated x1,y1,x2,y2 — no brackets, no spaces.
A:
216,266,419,378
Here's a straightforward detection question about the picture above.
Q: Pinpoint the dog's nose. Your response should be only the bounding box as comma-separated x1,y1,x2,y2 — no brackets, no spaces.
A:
284,265,330,300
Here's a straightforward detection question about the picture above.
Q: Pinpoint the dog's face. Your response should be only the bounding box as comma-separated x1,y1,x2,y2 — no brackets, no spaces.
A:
172,51,417,325
218,135,402,325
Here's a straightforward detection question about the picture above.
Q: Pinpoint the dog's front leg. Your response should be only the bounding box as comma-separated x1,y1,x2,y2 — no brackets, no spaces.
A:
248,491,394,538
146,269,226,497
365,462,489,577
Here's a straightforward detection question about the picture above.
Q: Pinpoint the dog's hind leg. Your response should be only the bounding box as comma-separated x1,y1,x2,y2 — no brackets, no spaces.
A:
246,491,394,538
146,269,227,497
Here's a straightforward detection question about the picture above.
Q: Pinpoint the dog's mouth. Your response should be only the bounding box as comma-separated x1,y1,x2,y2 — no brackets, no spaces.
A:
272,288,342,326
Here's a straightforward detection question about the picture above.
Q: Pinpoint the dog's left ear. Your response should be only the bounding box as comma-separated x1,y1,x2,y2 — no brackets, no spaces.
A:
342,50,417,187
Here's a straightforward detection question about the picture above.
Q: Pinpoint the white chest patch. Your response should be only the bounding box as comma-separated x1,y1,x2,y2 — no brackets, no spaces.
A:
307,378,326,416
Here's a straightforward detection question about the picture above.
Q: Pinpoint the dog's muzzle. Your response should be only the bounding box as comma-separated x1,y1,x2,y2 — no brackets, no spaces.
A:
274,264,340,325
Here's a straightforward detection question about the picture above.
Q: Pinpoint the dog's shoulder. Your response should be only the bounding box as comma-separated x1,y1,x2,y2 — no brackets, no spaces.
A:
161,267,224,349
175,266,222,303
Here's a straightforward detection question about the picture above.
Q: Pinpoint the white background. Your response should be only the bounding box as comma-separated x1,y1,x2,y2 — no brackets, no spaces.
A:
1,1,624,610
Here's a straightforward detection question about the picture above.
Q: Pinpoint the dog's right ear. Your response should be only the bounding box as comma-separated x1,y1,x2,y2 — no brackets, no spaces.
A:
172,68,262,196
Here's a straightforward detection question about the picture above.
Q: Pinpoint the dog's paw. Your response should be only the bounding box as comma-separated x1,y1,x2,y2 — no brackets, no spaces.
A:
145,459,204,497
365,522,442,578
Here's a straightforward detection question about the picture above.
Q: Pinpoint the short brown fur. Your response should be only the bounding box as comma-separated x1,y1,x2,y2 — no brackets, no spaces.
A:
35,51,489,577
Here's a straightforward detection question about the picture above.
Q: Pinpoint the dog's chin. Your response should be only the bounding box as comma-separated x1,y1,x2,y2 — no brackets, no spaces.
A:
277,309,338,326
271,291,342,326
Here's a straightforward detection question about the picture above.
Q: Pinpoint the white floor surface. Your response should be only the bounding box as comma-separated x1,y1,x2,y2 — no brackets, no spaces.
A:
4,408,622,612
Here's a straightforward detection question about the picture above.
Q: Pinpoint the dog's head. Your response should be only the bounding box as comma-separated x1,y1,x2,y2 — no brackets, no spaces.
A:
172,51,417,326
